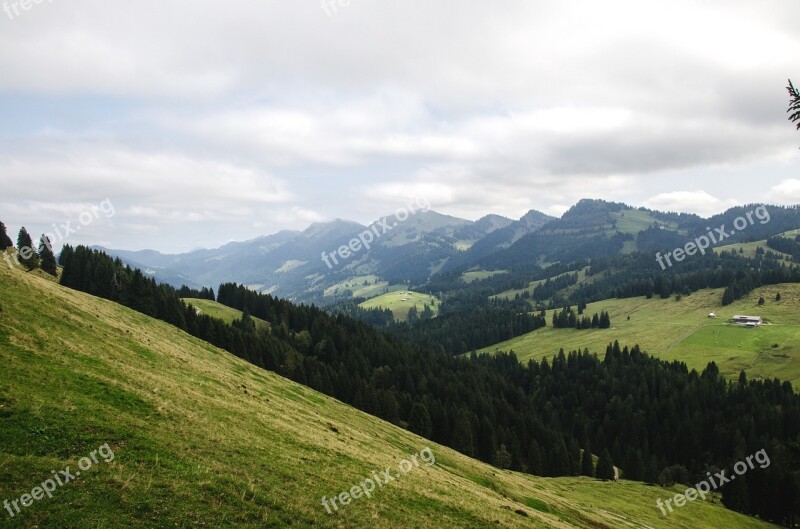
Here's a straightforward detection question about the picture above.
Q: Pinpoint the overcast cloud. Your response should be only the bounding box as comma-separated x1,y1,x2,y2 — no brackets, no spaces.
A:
1,0,799,252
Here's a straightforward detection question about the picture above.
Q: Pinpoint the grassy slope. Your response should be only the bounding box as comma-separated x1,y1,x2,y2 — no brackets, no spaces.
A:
491,268,593,302
181,297,270,330
322,275,394,300
714,228,800,259
461,270,509,284
480,284,800,387
359,290,439,321
0,265,779,528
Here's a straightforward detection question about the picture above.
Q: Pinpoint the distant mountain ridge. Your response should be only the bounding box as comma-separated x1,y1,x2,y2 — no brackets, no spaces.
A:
98,199,800,303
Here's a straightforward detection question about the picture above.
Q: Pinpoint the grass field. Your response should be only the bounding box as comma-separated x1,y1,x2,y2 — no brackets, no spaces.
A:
480,284,800,387
0,252,779,528
182,298,270,330
359,290,439,320
461,270,508,283
611,209,680,235
714,228,800,259
491,267,592,301
322,275,394,299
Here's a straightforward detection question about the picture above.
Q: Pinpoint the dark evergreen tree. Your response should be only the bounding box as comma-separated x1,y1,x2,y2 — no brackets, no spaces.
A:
580,442,594,477
0,221,12,250
477,417,497,462
494,444,512,470
596,449,615,481
722,475,749,513
38,235,58,276
528,439,543,475
16,227,39,271
788,79,800,134
451,409,475,457
408,401,432,438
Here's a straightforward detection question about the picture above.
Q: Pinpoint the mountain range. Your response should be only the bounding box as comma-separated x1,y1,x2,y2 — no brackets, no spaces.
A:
97,199,800,303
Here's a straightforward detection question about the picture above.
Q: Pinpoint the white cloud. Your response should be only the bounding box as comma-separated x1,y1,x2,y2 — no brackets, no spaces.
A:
643,190,739,216
766,179,800,204
1,0,799,249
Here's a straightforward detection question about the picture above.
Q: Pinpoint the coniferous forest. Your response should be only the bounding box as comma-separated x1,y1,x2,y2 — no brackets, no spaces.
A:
57,245,800,526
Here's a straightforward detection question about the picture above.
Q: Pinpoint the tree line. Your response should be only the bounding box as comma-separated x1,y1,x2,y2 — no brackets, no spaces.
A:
551,306,611,329
0,222,58,276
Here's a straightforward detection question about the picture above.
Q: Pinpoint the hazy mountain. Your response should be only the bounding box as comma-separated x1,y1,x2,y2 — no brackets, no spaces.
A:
441,209,556,272
99,200,799,303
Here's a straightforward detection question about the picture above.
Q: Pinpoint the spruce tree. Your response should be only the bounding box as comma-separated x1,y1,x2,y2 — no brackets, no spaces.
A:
39,235,58,276
451,409,475,457
596,448,616,481
494,444,512,470
722,475,750,513
527,439,543,475
408,401,432,438
16,227,39,271
580,442,594,477
788,79,800,135
0,221,12,250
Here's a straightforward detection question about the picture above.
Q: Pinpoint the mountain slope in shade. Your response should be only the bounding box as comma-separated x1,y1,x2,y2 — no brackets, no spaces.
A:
0,262,777,529
442,209,556,272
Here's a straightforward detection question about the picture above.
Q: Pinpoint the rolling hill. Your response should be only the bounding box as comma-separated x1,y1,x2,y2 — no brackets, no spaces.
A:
358,290,439,321
0,244,780,528
480,284,800,387
181,297,270,330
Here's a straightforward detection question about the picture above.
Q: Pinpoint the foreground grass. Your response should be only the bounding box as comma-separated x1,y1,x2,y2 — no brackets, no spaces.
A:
480,284,800,387
0,265,779,528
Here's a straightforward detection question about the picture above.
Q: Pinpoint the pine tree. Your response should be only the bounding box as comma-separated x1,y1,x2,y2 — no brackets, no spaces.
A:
38,235,58,276
494,444,512,470
408,401,432,438
527,439,543,475
451,409,475,457
596,449,616,481
788,79,800,134
580,442,594,477
0,221,12,250
16,227,39,271
477,417,496,462
722,475,749,513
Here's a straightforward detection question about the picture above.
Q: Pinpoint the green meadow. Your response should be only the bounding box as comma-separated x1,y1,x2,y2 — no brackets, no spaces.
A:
480,284,800,387
322,274,394,299
461,269,508,283
359,290,439,320
182,297,270,330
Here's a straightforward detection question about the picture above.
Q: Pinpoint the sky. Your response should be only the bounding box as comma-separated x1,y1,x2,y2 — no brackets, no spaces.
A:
1,0,799,253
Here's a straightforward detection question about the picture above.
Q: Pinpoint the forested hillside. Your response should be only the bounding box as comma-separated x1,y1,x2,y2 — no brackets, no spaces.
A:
56,245,800,525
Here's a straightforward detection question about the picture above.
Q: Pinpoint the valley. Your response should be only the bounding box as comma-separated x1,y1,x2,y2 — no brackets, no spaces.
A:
0,251,778,529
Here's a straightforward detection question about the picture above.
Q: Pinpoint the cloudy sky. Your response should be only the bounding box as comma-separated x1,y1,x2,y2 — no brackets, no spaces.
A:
2,0,799,252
